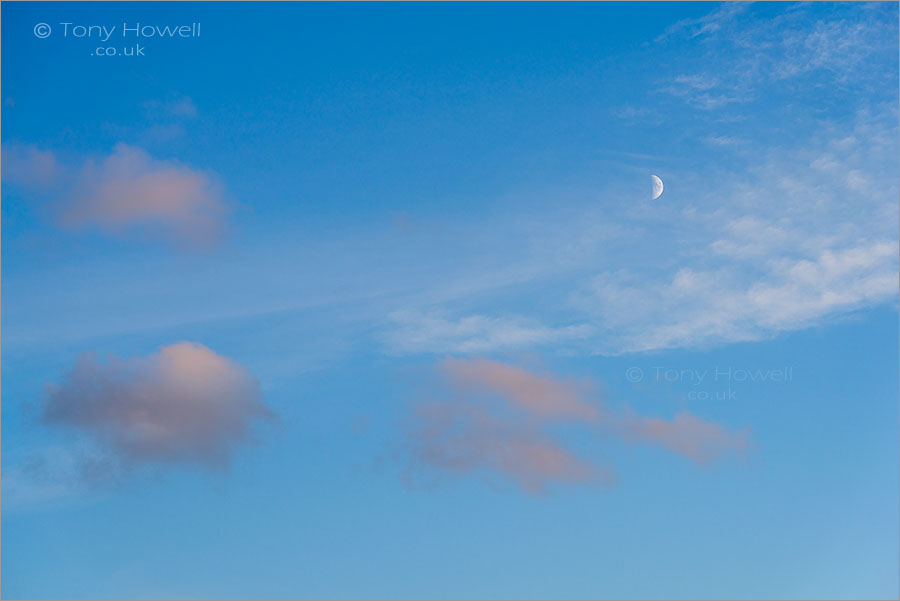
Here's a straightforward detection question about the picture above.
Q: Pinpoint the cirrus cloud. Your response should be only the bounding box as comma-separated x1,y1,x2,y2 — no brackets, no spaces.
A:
385,311,592,355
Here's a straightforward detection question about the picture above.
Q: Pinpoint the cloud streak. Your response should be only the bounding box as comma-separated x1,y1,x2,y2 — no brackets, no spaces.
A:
439,357,599,421
576,104,899,353
385,311,591,355
622,411,749,464
660,2,897,109
402,357,747,493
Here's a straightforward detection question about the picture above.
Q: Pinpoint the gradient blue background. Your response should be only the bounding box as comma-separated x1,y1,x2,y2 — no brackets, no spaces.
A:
3,2,898,599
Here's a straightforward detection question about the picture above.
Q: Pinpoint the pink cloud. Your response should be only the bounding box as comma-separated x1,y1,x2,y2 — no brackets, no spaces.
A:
405,400,608,494
1,144,61,190
63,144,225,245
43,342,273,468
439,357,600,421
622,411,750,463
403,357,748,493
2,143,226,246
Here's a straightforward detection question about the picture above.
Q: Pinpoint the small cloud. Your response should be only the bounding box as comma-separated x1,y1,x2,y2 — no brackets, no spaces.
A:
623,411,749,463
405,399,606,494
142,123,188,144
672,74,719,90
611,105,663,124
663,75,741,110
141,96,198,120
1,446,123,509
168,97,198,118
2,143,227,246
703,135,746,147
63,144,225,245
392,211,413,232
43,342,273,468
439,357,599,421
124,96,197,142
1,144,62,190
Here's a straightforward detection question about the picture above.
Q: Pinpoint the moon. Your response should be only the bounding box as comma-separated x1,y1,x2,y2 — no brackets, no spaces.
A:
651,174,664,200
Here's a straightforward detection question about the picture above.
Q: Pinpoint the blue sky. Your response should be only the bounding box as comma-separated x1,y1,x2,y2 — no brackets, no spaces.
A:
2,2,898,599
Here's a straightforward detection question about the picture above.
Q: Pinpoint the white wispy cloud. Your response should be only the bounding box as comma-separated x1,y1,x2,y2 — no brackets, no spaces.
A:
658,2,898,110
4,5,894,364
655,2,752,42
580,240,898,353
386,100,898,356
384,311,592,355
378,4,899,357
582,101,898,352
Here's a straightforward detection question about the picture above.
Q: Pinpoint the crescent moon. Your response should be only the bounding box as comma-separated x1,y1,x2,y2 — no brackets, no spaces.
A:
651,174,664,200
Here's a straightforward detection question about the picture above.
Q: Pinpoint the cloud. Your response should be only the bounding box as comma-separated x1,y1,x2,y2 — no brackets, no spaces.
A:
404,399,605,494
2,143,226,246
1,144,62,190
63,144,225,245
439,357,599,420
135,96,198,142
663,74,740,110
581,239,898,354
574,104,899,353
1,446,124,509
402,357,746,493
623,411,749,464
703,135,746,147
385,101,897,356
660,3,898,109
611,104,663,125
656,2,751,42
43,342,273,468
141,96,198,119
376,4,896,359
385,311,592,354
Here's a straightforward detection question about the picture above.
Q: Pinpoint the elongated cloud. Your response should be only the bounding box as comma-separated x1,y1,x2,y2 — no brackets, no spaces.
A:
403,357,747,493
385,311,591,355
2,143,226,246
43,342,273,467
623,411,749,464
406,400,604,494
439,357,599,420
